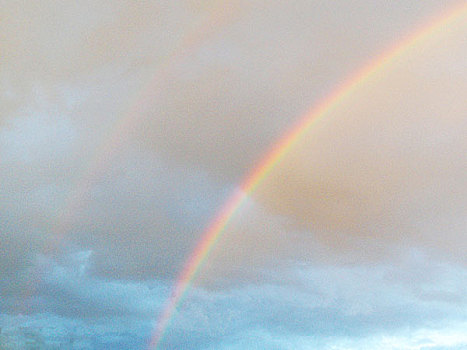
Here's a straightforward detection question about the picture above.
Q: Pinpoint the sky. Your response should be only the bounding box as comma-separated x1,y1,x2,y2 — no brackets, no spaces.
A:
0,1,466,349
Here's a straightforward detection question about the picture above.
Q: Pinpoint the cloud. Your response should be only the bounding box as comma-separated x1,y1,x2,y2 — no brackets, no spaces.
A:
252,15,467,266
131,0,462,181
0,312,152,349
2,254,465,349
1,2,465,349
158,257,466,349
0,113,229,281
3,0,457,175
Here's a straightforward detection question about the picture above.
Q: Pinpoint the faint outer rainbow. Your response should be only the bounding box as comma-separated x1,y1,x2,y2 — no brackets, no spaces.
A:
49,0,244,244
148,2,467,349
18,1,244,317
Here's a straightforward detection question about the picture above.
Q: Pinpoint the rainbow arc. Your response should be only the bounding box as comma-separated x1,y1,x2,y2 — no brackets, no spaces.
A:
148,3,467,349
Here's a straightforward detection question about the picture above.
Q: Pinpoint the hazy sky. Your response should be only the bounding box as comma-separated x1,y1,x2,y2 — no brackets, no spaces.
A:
1,1,466,349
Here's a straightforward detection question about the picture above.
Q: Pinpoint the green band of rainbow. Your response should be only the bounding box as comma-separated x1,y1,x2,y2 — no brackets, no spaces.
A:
149,3,467,348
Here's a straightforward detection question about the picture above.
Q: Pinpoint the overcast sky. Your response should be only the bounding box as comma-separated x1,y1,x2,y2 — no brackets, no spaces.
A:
1,1,466,349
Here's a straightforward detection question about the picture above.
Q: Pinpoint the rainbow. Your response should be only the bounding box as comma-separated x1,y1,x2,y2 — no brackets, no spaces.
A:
148,2,467,349
17,1,243,317
50,0,244,243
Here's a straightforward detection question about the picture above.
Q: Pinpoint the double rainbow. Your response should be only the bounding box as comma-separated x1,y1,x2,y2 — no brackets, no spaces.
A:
148,2,467,349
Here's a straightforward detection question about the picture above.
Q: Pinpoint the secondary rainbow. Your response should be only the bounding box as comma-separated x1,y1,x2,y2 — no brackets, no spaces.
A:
17,1,243,316
148,2,467,349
